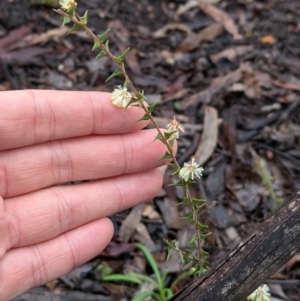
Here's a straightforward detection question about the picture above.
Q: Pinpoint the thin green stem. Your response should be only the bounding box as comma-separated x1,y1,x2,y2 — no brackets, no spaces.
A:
185,186,202,260
56,8,204,260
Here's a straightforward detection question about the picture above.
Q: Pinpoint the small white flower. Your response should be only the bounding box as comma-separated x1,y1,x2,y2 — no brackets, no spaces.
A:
247,284,271,301
179,158,203,181
166,116,185,140
59,0,77,11
111,86,133,108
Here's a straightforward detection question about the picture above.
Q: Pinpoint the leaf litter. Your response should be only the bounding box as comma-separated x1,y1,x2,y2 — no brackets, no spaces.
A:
1,0,299,300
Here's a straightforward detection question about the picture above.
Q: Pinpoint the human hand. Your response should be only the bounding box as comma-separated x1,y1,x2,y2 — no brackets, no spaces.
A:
0,90,172,300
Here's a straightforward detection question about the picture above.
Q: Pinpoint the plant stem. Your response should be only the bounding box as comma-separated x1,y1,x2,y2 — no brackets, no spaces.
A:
56,8,204,259
185,186,202,260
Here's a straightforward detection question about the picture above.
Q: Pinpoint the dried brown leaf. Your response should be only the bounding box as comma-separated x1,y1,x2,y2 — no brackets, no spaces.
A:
6,27,69,51
153,23,193,38
0,24,33,49
194,106,219,166
156,197,181,229
210,45,253,63
243,72,261,99
197,0,242,40
134,223,156,251
273,79,300,91
197,23,223,42
181,67,242,110
0,46,52,64
176,23,223,52
175,0,198,17
119,204,146,243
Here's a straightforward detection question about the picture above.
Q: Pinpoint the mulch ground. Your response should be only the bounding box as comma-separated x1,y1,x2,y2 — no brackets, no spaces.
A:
1,0,300,300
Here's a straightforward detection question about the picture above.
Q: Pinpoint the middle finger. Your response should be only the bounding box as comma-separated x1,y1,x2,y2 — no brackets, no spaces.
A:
0,129,169,198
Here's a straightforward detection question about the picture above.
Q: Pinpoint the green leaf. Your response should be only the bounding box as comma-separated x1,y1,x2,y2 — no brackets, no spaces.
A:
164,288,174,299
102,273,142,285
62,16,71,26
201,249,209,257
104,39,109,50
190,234,198,242
136,243,162,287
92,40,100,51
195,203,206,213
135,114,150,122
81,10,89,25
154,133,164,142
125,97,138,109
147,101,159,113
168,163,180,174
93,263,113,281
123,77,130,87
66,8,75,17
187,240,198,249
200,233,211,240
152,292,164,301
131,291,154,301
192,198,206,204
164,239,178,250
95,50,107,59
157,151,171,161
169,138,175,149
196,222,208,230
129,272,157,286
180,214,194,222
185,179,197,185
115,47,130,64
97,29,111,42
105,69,122,82
138,90,147,101
68,23,81,34
176,198,189,206
178,250,184,264
164,130,177,140
168,179,184,187
168,163,178,171
166,245,174,261
187,234,198,247
194,266,207,276
182,256,191,267
160,270,170,293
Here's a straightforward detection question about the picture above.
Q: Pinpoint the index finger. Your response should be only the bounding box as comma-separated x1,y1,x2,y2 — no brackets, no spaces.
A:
0,90,148,150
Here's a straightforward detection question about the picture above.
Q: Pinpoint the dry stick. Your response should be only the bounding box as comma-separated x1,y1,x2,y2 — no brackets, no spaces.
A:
169,193,300,301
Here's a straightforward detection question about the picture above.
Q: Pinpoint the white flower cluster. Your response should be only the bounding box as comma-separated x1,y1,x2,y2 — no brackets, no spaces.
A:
59,0,77,11
166,116,185,140
111,86,132,108
247,284,271,301
179,158,203,182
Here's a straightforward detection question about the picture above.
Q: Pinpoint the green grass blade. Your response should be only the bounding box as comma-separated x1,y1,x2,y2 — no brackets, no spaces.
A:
129,272,157,286
131,290,153,301
136,243,162,285
102,273,142,285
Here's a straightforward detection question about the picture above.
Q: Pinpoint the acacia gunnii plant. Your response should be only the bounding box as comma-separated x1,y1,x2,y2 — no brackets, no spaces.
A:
54,0,210,276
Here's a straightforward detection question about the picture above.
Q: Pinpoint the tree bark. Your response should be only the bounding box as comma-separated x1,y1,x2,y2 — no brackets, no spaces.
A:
169,193,300,301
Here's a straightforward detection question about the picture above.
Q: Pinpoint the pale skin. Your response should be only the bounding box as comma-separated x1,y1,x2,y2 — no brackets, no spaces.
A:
0,90,174,300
